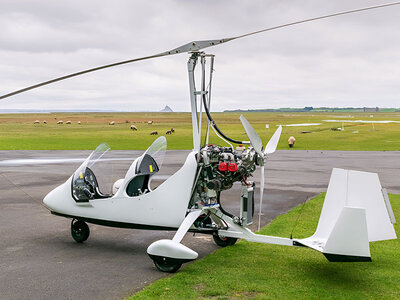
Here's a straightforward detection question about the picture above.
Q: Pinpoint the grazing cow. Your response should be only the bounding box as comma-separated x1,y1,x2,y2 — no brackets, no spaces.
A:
109,121,115,125
170,127,175,133
130,125,138,131
66,120,71,124
34,120,40,124
150,131,158,135
43,120,47,124
147,120,153,125
77,121,81,125
57,120,63,124
166,130,172,135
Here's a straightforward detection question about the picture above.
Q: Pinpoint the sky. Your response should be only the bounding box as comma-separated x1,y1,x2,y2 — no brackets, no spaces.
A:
0,0,399,112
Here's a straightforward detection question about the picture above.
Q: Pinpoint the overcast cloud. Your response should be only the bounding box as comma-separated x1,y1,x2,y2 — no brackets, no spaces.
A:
0,0,399,111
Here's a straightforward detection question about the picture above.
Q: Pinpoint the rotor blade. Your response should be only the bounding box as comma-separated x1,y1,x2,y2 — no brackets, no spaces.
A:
264,126,282,155
0,39,233,101
240,115,263,157
1,1,399,100
234,1,400,41
258,165,265,232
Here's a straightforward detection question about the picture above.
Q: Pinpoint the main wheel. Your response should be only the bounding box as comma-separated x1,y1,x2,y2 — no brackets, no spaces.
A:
212,232,237,247
153,261,182,273
71,219,90,243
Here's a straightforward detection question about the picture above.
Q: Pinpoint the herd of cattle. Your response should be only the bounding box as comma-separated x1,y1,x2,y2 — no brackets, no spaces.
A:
33,119,175,135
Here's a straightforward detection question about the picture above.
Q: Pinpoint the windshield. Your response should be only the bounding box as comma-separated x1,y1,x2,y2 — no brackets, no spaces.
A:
125,136,167,180
72,143,114,202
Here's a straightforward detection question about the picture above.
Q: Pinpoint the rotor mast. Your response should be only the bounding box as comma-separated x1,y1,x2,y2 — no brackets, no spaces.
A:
187,52,214,151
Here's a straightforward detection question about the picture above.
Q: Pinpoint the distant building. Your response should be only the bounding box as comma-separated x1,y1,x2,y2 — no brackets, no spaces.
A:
363,107,379,112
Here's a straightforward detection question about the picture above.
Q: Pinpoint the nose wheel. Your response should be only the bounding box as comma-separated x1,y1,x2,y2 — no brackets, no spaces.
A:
153,260,182,273
71,219,90,243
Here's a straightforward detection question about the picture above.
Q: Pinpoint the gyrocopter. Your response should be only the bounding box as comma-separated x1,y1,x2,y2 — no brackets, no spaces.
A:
0,3,398,273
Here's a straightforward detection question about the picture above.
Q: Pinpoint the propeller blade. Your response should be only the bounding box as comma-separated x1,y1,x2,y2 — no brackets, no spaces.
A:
1,2,399,100
240,115,263,157
258,165,265,232
264,126,282,155
257,126,282,230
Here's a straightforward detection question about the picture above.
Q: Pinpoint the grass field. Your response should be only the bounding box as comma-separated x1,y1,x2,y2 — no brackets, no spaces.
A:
129,193,400,299
1,112,400,150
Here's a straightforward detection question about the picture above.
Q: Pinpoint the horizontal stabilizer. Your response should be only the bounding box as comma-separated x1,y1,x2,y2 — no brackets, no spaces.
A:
324,253,371,262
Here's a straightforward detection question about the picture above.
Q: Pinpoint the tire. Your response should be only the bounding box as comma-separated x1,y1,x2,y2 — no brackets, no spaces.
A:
154,261,182,273
212,232,237,247
71,219,90,243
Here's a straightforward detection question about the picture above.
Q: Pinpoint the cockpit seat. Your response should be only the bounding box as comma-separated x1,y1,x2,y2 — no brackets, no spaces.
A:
126,153,160,197
126,175,150,197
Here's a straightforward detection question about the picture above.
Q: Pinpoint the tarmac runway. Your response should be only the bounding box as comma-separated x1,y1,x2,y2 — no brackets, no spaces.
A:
0,150,399,300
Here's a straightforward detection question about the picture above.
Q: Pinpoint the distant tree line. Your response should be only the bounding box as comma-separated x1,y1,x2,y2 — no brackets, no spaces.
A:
224,107,400,113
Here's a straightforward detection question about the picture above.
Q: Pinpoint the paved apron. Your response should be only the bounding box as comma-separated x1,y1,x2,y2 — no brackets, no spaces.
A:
0,150,399,299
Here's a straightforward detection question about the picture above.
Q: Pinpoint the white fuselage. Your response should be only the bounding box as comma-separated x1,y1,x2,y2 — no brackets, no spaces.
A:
43,151,198,229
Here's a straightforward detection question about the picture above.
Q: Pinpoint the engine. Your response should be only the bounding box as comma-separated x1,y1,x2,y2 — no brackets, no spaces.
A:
190,144,258,211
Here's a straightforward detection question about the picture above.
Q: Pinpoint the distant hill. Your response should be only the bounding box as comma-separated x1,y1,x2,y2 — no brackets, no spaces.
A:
160,105,173,112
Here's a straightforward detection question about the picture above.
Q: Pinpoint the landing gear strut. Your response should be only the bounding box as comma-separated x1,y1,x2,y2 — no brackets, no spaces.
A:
71,219,90,243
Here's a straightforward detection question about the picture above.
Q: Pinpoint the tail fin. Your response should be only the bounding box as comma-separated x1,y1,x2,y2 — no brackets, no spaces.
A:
295,168,396,261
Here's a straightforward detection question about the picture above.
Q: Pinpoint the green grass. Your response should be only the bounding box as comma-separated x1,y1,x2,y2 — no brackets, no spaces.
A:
129,194,400,299
1,112,400,150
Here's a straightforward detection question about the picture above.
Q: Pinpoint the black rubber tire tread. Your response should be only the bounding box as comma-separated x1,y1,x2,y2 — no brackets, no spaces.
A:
71,219,90,243
154,261,182,273
212,232,238,247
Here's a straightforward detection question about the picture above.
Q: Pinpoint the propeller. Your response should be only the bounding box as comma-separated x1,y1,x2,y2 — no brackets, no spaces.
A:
240,115,282,231
1,2,399,100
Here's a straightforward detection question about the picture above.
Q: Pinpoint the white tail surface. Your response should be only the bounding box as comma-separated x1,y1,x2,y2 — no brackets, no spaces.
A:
323,207,370,260
295,168,396,261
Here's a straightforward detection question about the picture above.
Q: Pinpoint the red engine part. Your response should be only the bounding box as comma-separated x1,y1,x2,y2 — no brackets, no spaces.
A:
228,163,238,172
218,162,228,171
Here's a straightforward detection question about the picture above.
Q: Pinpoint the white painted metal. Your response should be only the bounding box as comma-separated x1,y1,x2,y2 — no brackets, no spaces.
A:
188,55,200,151
172,210,202,243
312,168,396,242
205,56,214,145
346,169,397,241
323,207,370,258
257,166,264,232
240,115,263,157
147,239,198,260
112,178,124,194
216,210,293,246
258,126,282,231
197,56,206,144
43,150,198,228
264,126,282,155
382,188,396,224
293,168,396,258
